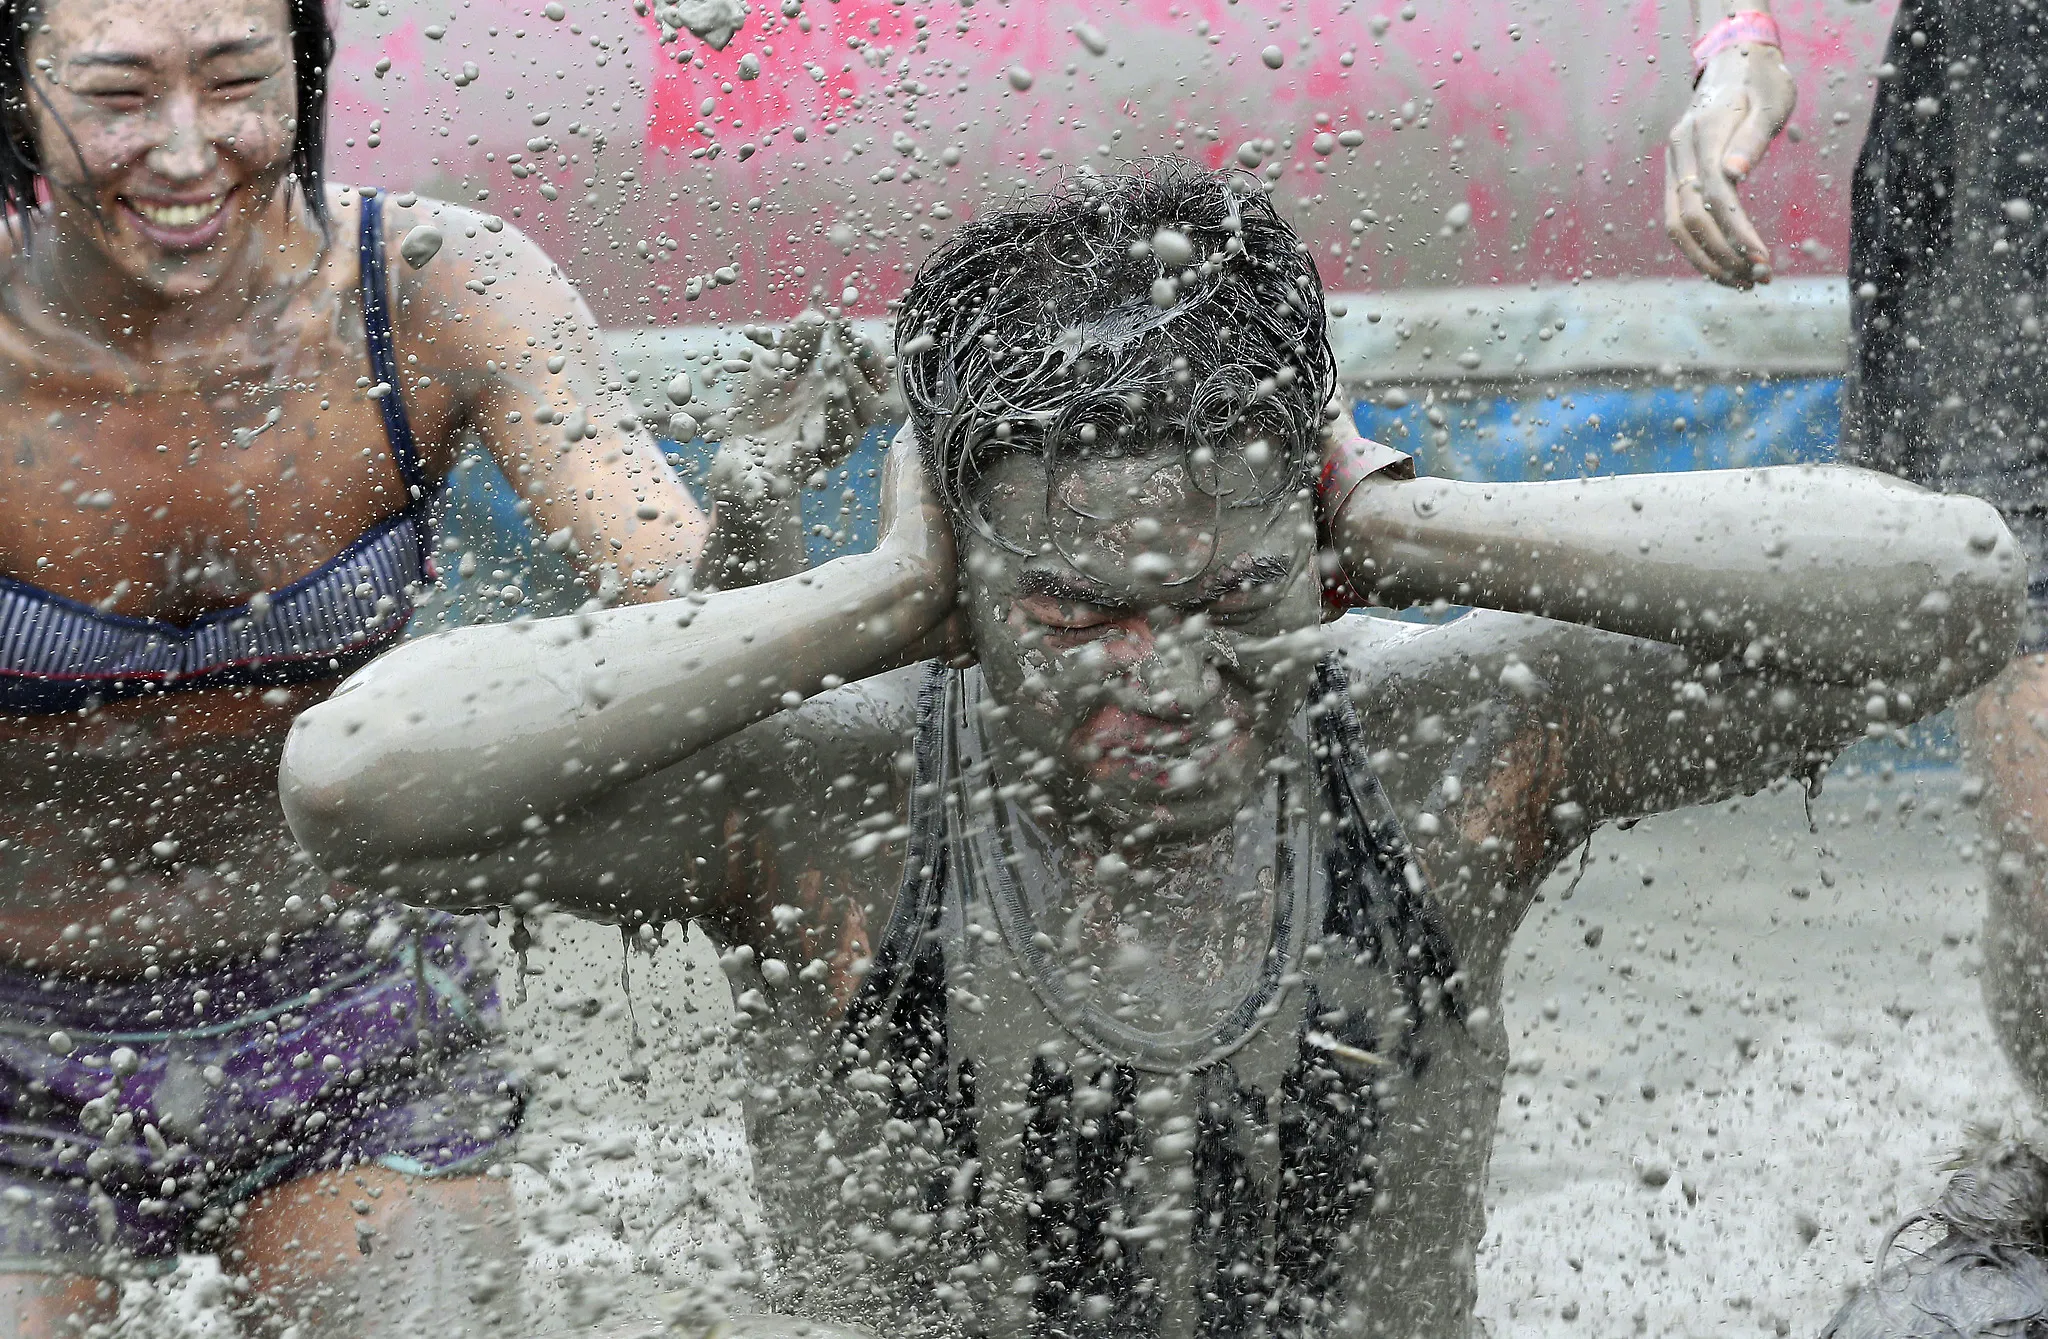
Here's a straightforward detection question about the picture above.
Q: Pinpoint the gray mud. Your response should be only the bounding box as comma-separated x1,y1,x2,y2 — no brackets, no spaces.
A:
1482,771,2020,1338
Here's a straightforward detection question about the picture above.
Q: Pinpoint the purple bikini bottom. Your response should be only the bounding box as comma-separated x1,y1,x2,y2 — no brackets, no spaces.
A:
0,906,523,1275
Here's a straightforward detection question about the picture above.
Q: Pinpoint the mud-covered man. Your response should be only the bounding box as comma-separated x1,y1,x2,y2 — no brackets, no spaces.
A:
279,164,2022,1339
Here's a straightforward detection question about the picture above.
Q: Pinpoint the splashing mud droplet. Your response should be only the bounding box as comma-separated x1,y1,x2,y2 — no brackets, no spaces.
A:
398,224,444,269
675,0,749,49
1150,228,1193,267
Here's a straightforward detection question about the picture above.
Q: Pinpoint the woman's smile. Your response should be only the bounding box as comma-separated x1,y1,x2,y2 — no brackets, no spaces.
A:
120,189,230,250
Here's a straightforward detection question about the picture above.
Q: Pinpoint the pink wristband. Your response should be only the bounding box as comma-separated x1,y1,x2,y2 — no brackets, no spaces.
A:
1692,10,1780,79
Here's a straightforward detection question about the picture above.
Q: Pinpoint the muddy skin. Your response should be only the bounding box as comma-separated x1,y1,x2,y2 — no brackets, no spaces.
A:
281,415,2021,1337
1333,465,2011,683
282,429,956,871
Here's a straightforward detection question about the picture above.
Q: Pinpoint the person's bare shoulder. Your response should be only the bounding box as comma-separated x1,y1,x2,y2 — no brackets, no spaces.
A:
1325,614,1503,804
1323,609,1669,825
374,192,557,284
1327,608,1667,717
503,661,924,924
670,662,927,952
342,189,566,337
1327,608,1559,717
774,662,925,763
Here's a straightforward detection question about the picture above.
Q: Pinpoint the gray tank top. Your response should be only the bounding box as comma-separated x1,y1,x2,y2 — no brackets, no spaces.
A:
744,659,1500,1339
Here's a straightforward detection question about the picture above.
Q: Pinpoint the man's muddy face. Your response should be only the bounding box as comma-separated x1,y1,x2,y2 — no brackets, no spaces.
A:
960,449,1323,841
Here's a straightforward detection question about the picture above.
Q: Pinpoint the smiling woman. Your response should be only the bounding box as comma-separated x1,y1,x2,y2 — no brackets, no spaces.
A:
0,0,332,293
0,0,828,1329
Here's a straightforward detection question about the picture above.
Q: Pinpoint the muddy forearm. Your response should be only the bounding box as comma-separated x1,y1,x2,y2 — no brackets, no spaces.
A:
1332,466,2022,683
281,544,941,872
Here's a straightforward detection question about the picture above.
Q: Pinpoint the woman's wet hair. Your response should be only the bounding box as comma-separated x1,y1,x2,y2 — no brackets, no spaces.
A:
0,0,335,240
895,159,1337,552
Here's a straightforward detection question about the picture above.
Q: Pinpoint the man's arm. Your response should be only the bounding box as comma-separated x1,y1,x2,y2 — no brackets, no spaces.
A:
280,433,953,872
1331,609,1875,981
1325,463,2021,830
1664,0,1798,287
349,669,918,929
1339,609,1865,836
345,667,919,1028
1330,465,2019,684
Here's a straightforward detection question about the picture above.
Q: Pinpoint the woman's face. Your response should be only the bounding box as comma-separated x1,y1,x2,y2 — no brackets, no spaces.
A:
25,0,298,298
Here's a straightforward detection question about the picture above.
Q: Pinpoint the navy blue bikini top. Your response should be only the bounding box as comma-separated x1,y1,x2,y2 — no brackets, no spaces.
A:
0,190,434,716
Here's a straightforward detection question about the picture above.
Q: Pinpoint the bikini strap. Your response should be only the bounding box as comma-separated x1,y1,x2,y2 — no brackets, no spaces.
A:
356,189,428,500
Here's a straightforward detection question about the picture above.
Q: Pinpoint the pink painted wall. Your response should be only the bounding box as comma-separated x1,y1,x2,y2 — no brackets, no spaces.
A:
325,0,1894,327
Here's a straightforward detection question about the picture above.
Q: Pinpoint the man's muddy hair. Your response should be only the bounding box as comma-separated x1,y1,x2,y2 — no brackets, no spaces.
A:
896,159,1337,548
0,0,334,242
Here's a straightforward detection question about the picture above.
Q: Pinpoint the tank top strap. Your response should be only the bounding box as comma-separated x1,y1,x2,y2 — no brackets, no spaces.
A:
1312,654,1466,1033
356,189,428,500
1312,655,1410,871
834,660,956,1049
